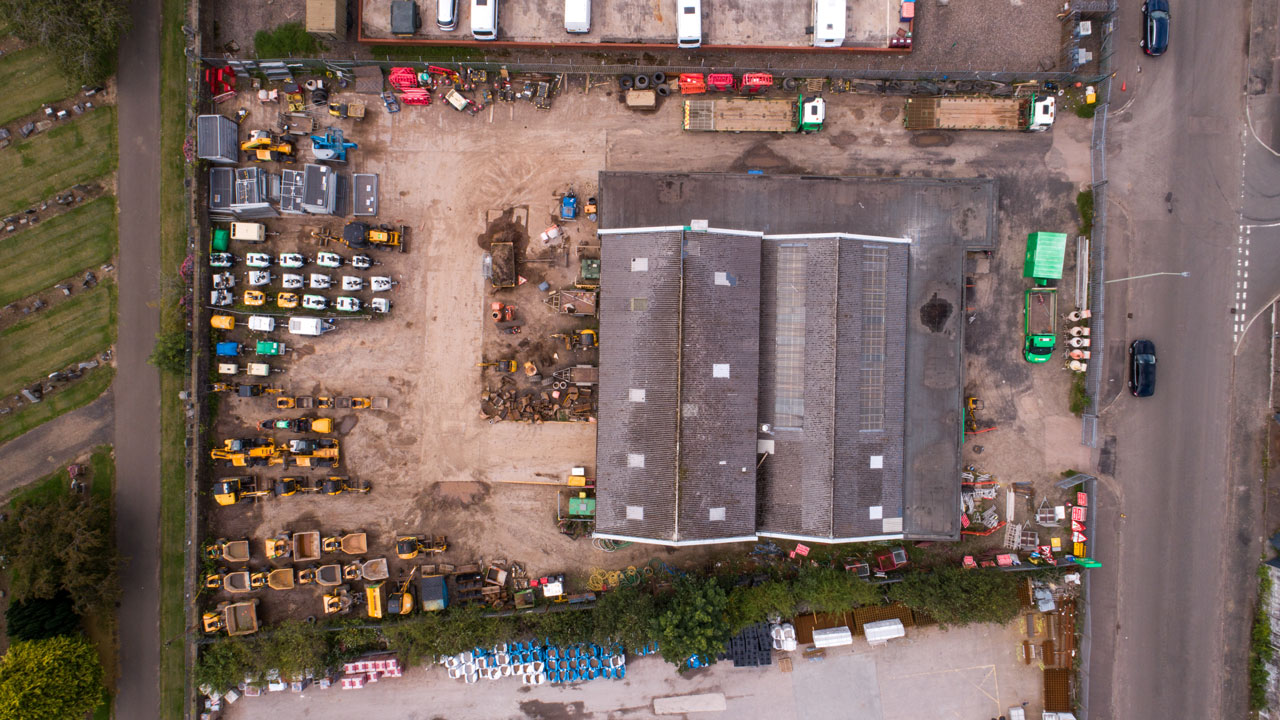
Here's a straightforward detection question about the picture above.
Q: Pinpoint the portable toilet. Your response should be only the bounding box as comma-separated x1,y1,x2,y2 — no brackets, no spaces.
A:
1024,231,1067,286
216,342,240,356
211,227,230,253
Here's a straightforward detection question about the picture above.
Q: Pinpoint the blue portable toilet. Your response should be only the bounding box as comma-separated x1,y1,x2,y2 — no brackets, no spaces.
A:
216,342,240,356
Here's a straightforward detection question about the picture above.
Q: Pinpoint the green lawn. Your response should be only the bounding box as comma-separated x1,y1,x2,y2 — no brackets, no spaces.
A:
0,107,117,216
0,47,74,126
158,0,189,714
0,197,117,306
0,366,114,446
0,282,115,398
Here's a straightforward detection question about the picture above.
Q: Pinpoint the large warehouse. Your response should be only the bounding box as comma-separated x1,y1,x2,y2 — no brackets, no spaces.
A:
592,172,993,547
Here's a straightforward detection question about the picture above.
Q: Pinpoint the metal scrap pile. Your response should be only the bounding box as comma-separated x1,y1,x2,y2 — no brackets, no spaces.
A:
480,382,594,423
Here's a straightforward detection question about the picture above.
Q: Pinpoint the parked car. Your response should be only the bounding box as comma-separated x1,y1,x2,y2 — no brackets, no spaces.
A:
1141,0,1170,56
1129,339,1157,397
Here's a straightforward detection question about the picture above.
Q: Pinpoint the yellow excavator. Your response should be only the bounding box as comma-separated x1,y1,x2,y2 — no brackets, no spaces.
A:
287,438,340,468
396,534,447,559
240,130,296,162
386,567,419,616
340,221,406,253
210,438,285,467
212,476,271,506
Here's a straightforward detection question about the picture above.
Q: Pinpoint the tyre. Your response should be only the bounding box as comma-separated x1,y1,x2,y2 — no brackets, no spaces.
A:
656,84,670,97
634,74,650,89
618,74,634,90
651,72,666,85
782,77,798,91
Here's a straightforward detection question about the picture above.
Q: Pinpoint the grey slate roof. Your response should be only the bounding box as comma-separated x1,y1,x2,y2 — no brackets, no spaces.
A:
595,229,762,543
196,114,238,164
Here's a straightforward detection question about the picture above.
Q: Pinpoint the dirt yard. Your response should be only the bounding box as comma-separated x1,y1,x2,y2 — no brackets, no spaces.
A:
203,78,1094,624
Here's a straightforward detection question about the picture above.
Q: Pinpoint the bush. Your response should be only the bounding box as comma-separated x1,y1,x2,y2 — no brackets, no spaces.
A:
148,330,189,375
1076,189,1095,238
5,592,80,642
726,579,794,632
196,639,252,691
590,585,657,651
0,492,120,614
653,577,731,670
254,23,322,58
792,566,881,614
888,567,1021,627
1074,102,1097,119
251,620,329,678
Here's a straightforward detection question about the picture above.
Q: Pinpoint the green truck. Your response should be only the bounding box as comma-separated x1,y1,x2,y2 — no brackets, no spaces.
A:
1021,232,1067,364
1023,288,1058,363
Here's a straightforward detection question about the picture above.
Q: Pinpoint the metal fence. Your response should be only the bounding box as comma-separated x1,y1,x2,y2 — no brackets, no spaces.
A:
204,54,1083,87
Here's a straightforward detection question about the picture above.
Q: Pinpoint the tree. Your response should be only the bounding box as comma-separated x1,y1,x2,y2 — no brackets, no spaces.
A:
197,639,252,692
0,493,119,614
0,0,130,86
888,567,1021,627
0,636,103,719
590,585,657,651
148,330,190,375
725,579,794,632
250,620,328,678
5,592,79,642
653,577,731,670
792,566,881,614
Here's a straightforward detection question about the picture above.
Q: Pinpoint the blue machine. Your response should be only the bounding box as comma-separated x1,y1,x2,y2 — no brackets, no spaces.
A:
215,342,240,357
311,128,358,163
559,191,578,221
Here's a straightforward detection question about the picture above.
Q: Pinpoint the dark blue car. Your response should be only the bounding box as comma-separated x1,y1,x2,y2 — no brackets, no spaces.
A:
1142,0,1170,56
1129,339,1157,397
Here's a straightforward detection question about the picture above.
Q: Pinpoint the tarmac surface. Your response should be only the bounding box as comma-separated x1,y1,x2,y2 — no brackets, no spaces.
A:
220,622,1042,720
113,0,164,715
0,391,114,494
1086,0,1269,717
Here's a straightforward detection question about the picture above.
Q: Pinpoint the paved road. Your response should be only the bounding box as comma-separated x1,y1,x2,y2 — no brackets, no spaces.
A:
113,0,164,715
1087,1,1268,718
0,391,114,494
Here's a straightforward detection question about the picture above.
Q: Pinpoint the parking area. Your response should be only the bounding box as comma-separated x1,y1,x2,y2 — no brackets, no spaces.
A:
360,0,905,48
220,621,1043,719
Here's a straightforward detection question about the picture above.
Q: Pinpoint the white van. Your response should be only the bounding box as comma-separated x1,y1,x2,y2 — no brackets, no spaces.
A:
564,0,590,33
471,0,498,40
677,0,701,48
811,0,846,47
437,0,458,30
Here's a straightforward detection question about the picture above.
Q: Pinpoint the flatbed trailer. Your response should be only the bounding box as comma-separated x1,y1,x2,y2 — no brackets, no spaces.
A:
904,94,1055,132
683,95,824,133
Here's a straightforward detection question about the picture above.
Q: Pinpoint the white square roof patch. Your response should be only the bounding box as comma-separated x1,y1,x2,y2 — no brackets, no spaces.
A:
713,364,730,378
869,455,883,469
627,453,645,468
882,517,903,533
631,257,648,271
626,506,644,520
629,388,646,402
709,507,726,521
869,505,883,520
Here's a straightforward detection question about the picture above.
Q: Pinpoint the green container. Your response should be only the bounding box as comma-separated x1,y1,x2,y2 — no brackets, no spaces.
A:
1023,231,1067,284
212,228,230,253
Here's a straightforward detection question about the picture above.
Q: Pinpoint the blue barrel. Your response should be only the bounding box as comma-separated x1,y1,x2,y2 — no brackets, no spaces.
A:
617,665,626,679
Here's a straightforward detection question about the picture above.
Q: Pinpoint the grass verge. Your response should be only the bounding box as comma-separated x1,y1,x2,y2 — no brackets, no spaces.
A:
84,445,117,720
368,45,485,61
0,366,114,446
1250,564,1273,711
0,197,117,306
0,282,115,398
0,47,73,125
0,107,117,216
1068,372,1090,416
158,0,188,714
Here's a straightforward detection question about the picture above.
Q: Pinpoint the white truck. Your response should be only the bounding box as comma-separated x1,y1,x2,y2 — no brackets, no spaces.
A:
288,317,336,336
230,222,267,243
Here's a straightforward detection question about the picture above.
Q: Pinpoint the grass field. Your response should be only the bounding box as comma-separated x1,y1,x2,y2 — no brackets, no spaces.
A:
0,107,117,216
0,197,117,306
0,282,115,398
0,366,113,446
0,47,73,126
159,0,189,713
